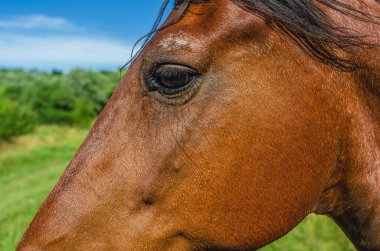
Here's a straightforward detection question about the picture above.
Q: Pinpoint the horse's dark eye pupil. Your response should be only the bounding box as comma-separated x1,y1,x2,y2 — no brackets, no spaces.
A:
154,65,197,89
158,72,191,88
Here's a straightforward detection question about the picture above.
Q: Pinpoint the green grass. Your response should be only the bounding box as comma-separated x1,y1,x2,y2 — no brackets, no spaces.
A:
0,125,88,251
259,215,355,251
0,125,355,250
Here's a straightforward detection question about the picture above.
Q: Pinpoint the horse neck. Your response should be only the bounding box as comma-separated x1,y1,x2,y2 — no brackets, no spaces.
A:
311,0,380,248
314,70,380,251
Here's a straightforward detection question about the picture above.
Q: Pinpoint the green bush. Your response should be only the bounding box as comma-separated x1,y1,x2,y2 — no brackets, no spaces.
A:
0,68,119,140
0,99,37,140
21,77,76,125
70,99,97,127
65,69,116,113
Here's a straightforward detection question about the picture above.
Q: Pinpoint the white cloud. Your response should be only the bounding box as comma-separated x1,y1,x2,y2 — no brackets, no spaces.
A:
0,33,133,71
0,15,82,31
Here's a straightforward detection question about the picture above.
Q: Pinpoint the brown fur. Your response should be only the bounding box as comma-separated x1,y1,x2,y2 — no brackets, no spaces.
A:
17,0,379,250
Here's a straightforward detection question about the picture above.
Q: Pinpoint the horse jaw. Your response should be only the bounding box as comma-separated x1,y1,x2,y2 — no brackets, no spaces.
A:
314,71,380,251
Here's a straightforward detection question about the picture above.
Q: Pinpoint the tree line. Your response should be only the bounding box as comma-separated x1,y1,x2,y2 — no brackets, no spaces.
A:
0,69,120,141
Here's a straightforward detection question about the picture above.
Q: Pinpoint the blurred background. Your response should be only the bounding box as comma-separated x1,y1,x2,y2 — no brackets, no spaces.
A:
0,0,355,250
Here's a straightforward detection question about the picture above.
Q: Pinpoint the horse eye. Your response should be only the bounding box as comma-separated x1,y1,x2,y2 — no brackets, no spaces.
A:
150,64,199,94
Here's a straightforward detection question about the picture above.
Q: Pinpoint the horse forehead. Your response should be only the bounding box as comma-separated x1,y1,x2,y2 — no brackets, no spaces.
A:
156,1,262,51
158,31,193,51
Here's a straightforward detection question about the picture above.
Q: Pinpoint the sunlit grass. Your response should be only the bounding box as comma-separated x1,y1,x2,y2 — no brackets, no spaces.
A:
260,215,355,251
0,126,88,251
0,126,355,250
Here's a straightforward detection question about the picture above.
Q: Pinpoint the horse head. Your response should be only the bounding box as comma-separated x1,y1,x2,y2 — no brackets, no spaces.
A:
18,0,380,250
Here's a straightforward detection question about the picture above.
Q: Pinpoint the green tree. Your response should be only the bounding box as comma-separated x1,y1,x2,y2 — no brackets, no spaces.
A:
0,87,37,140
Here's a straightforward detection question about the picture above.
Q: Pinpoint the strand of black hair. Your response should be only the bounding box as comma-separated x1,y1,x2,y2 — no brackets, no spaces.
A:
122,0,379,72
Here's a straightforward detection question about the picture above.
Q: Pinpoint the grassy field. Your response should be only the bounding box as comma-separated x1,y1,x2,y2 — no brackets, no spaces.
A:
0,125,355,250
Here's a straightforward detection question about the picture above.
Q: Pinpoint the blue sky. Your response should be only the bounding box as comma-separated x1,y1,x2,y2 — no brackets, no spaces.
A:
0,0,170,71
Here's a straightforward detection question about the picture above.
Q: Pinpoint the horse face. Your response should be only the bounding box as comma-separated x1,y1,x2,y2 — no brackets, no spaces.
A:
18,0,343,250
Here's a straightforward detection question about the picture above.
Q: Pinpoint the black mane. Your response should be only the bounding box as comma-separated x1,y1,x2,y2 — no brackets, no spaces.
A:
124,0,379,71
234,0,379,71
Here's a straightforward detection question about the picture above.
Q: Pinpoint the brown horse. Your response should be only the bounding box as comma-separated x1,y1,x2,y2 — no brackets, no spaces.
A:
17,0,379,250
